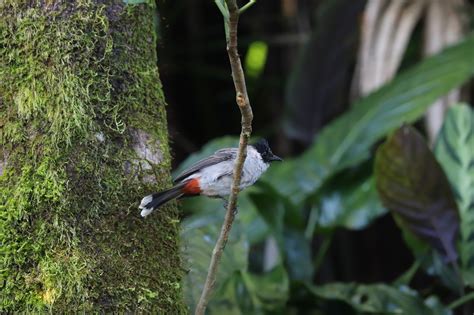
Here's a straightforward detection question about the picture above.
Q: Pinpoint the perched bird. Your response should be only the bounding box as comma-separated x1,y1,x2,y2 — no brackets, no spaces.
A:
139,138,282,217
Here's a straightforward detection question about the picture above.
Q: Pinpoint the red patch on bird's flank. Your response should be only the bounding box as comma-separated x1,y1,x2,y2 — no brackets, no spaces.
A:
182,178,202,195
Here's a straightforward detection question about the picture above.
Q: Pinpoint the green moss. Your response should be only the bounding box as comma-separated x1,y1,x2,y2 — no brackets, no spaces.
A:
0,1,184,312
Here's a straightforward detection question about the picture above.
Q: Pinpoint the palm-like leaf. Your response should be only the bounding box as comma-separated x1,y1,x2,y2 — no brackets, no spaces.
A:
434,104,474,280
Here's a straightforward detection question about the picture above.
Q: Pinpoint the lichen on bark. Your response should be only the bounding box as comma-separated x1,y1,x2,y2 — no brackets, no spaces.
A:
0,0,184,312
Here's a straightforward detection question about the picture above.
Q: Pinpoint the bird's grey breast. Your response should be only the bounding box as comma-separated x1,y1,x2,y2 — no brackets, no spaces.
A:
240,147,269,188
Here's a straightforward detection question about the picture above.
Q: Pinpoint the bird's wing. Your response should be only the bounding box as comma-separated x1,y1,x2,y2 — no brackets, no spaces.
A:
174,148,238,183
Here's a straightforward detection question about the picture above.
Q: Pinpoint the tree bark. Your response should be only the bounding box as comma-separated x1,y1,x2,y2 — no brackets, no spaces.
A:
0,1,184,313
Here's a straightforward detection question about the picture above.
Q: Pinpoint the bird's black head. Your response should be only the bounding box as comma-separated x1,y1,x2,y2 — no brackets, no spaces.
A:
252,139,283,163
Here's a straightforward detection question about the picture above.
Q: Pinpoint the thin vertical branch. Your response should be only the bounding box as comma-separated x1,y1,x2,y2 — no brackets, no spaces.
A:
194,1,254,314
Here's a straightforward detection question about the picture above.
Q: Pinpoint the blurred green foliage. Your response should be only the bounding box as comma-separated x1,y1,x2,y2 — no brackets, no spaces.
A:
305,283,450,315
177,29,474,315
245,41,268,79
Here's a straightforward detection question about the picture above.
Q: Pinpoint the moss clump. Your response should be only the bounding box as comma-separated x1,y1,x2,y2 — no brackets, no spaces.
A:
0,1,185,313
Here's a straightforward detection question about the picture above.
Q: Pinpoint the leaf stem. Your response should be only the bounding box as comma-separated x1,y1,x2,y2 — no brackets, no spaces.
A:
304,206,319,239
239,0,256,14
450,259,465,296
448,291,474,310
313,233,333,275
393,260,421,286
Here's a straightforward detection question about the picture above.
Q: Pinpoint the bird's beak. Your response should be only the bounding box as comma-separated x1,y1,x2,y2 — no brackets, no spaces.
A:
269,154,283,162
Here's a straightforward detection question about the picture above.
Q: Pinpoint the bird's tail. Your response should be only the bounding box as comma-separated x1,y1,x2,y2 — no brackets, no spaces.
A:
139,183,186,217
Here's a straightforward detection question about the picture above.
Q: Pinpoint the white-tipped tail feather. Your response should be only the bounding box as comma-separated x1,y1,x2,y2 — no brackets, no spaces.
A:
140,208,154,217
139,194,154,217
139,183,186,217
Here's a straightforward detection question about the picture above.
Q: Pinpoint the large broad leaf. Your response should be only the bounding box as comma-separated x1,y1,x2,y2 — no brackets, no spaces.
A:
317,176,385,230
181,203,288,313
306,283,451,315
264,34,474,206
239,266,289,312
248,181,305,238
210,266,289,315
181,211,249,312
282,229,313,282
248,184,286,246
180,189,270,245
374,125,460,263
246,182,315,281
312,162,387,230
434,104,474,283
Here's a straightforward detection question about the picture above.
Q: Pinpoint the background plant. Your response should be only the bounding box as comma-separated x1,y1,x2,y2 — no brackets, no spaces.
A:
156,1,474,314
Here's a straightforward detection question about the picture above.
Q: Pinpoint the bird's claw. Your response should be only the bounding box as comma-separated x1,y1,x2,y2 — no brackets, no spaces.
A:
222,199,238,215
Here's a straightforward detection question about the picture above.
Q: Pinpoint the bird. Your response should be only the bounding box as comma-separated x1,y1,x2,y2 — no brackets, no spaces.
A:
139,138,282,217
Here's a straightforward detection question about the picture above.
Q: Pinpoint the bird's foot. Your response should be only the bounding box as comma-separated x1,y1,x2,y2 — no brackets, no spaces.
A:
221,199,238,216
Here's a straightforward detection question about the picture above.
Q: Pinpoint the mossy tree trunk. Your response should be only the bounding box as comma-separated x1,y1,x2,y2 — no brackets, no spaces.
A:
0,1,184,313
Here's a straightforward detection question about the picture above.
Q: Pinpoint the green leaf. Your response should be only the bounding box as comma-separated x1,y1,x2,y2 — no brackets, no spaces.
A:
237,191,272,244
283,229,313,282
247,184,313,281
248,186,285,235
244,41,268,79
180,189,270,245
247,183,287,247
307,283,451,315
181,211,249,312
207,273,244,315
240,266,289,311
434,104,474,283
374,125,460,263
209,266,289,315
314,163,387,230
264,34,474,206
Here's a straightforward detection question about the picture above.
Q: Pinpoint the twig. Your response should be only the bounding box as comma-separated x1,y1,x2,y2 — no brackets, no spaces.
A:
449,291,474,310
239,0,256,14
194,1,254,314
